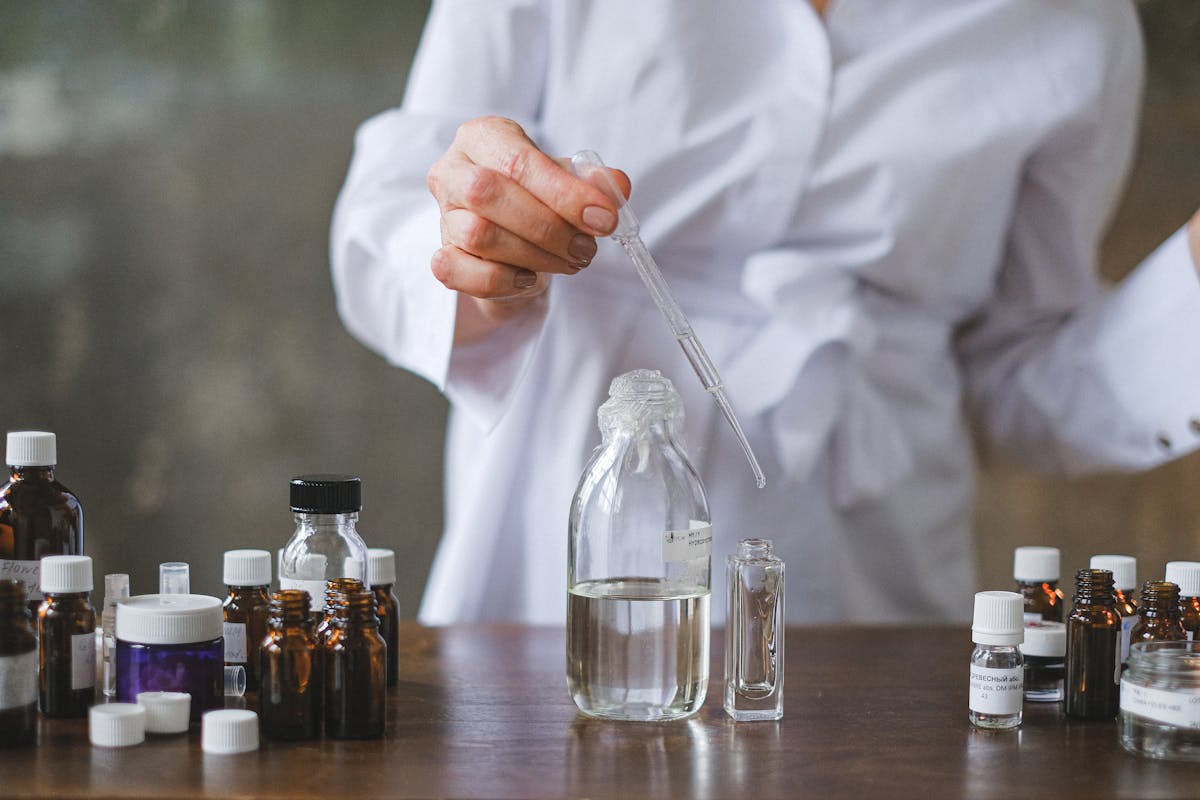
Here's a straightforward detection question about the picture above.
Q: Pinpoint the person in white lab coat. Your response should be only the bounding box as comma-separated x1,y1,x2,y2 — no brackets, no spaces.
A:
331,0,1200,625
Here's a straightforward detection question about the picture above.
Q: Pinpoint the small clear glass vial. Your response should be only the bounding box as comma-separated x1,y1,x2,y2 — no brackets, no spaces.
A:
1165,562,1200,641
1020,621,1065,702
1091,554,1138,665
38,555,96,718
100,574,130,699
1120,641,1200,760
221,549,272,692
1013,546,1064,623
968,590,1024,730
369,548,400,687
724,538,784,721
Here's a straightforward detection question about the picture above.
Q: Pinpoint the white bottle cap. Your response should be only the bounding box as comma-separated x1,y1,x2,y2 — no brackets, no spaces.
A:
972,590,1025,646
369,548,396,586
1090,555,1137,592
1020,621,1066,658
1013,546,1060,583
202,709,259,754
89,703,146,747
40,555,93,594
223,549,272,587
116,594,223,645
137,691,191,734
6,431,56,467
1166,562,1200,598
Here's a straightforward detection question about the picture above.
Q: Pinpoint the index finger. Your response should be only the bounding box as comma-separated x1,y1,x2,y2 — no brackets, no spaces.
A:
454,117,621,237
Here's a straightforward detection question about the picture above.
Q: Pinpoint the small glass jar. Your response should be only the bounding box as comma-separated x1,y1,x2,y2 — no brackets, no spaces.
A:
1120,641,1200,760
115,594,224,722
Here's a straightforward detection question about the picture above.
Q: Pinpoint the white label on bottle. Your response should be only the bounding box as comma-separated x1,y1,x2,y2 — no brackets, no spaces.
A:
71,632,95,690
662,522,712,563
968,665,1023,715
1121,678,1200,729
0,650,37,711
223,621,247,663
280,578,328,612
0,559,43,604
1121,615,1137,664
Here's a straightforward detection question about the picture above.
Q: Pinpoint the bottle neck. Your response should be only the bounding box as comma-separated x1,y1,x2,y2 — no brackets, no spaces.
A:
44,591,90,604
1139,581,1182,618
339,591,379,627
1073,569,1116,607
293,511,359,532
9,465,54,482
269,590,312,625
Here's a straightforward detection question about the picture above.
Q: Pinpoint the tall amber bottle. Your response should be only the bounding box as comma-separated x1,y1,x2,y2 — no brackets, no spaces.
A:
0,579,37,746
1064,568,1121,720
1130,580,1187,644
369,548,400,687
221,549,272,692
325,588,386,739
38,555,96,717
0,432,84,616
260,589,322,740
1165,561,1200,640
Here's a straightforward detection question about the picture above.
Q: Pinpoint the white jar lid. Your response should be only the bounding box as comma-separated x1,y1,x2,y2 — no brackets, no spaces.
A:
1091,555,1137,592
89,703,146,748
972,590,1025,645
1020,621,1066,657
369,548,396,586
202,709,259,754
6,431,56,467
41,555,93,594
137,691,192,734
1166,561,1200,598
223,549,272,587
1013,546,1060,582
116,594,223,645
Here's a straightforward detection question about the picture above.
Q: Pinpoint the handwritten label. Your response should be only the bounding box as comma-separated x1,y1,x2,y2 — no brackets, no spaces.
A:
71,633,95,690
969,665,1023,715
0,559,43,604
224,622,247,664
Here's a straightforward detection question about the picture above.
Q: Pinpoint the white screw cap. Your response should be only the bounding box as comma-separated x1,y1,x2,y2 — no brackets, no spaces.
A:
1090,555,1137,592
1020,621,1066,658
369,548,396,586
89,703,146,748
202,709,259,754
137,691,191,734
41,555,93,594
223,549,272,587
6,431,56,467
972,590,1025,646
1166,562,1200,598
1013,546,1060,583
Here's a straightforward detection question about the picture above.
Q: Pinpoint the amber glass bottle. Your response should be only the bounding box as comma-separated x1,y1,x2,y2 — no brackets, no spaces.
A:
1130,580,1187,644
316,578,363,645
0,432,84,616
222,550,272,692
325,588,386,739
1064,568,1121,720
1013,546,1064,623
38,555,96,717
369,548,400,687
260,589,322,740
0,579,37,746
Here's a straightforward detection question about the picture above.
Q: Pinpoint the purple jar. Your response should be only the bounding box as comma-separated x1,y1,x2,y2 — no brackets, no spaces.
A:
115,594,223,721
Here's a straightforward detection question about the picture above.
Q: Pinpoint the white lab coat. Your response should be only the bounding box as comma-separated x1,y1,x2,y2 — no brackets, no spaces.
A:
331,0,1200,624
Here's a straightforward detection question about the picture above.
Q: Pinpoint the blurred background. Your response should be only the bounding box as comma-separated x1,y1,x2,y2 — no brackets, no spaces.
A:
1,1,1198,618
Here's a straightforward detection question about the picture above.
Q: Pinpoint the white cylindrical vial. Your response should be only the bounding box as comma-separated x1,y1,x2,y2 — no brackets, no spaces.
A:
89,703,146,747
969,590,1025,730
202,708,259,754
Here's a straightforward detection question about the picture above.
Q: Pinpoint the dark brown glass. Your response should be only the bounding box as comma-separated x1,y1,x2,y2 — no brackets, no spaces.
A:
38,590,95,717
325,588,386,739
0,466,84,616
1181,594,1200,640
224,583,271,691
1130,580,1187,643
373,582,399,687
316,578,363,644
1112,587,1137,624
1017,580,1064,623
260,590,322,740
1064,569,1120,720
0,580,37,746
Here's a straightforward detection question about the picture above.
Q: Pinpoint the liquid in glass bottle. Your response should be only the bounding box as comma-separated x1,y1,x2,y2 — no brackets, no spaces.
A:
260,589,322,740
324,588,386,739
38,555,96,717
968,591,1024,730
1064,568,1121,720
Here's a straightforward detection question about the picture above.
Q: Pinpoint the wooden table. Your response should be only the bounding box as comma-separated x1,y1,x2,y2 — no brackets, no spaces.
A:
2,623,1199,799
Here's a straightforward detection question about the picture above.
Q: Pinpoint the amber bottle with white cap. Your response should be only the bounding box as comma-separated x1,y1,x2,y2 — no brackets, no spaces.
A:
968,591,1025,730
369,548,400,687
222,549,272,692
1165,561,1200,641
1013,546,1063,623
38,555,96,717
1091,554,1138,665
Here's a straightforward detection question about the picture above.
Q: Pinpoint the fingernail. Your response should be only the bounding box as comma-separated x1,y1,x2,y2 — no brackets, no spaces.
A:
567,233,597,264
513,269,537,289
582,206,616,235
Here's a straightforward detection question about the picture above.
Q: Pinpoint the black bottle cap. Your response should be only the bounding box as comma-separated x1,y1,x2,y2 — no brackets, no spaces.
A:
289,475,362,513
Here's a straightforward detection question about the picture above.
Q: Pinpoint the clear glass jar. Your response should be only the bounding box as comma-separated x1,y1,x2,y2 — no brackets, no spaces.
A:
280,475,370,621
725,538,784,721
567,369,711,722
1120,641,1200,761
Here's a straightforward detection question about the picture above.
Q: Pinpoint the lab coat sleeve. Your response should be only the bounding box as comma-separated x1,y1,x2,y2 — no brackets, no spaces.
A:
958,5,1200,474
329,0,550,432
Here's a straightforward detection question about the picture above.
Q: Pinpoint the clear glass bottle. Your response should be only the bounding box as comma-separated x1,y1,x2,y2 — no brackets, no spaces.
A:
369,548,400,687
725,538,784,721
1091,554,1138,665
1013,546,1064,623
1165,562,1200,641
1131,580,1187,644
567,369,711,722
325,588,386,739
260,589,322,740
1120,641,1200,760
280,475,370,622
100,573,129,699
221,549,272,692
0,431,84,616
38,555,96,717
968,590,1024,730
0,579,37,747
1064,568,1122,720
